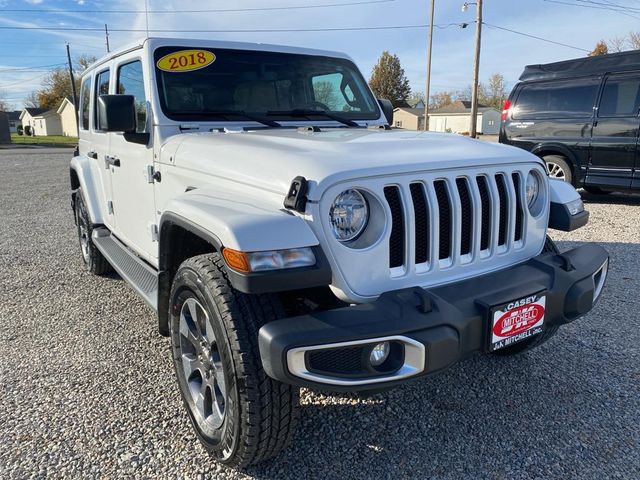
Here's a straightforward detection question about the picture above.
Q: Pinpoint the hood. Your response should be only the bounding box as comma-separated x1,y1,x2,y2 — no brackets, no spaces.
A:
166,128,541,201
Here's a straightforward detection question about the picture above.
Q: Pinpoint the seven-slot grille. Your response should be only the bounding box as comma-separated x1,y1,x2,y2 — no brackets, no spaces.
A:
384,173,525,270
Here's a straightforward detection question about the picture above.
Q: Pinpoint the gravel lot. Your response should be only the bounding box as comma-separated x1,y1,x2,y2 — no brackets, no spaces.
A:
1,148,638,479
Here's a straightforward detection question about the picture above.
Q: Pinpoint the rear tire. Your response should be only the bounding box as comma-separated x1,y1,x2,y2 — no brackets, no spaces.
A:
491,236,560,356
169,253,299,468
75,190,112,275
543,155,573,184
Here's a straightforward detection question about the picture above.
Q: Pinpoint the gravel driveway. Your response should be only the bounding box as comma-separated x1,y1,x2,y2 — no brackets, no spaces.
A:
1,149,638,479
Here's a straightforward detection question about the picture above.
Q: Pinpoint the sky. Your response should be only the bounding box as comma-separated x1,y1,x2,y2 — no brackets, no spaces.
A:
1,0,639,110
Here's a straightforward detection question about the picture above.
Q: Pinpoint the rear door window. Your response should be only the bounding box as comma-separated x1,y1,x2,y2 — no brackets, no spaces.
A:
598,74,640,117
80,77,91,131
513,78,598,120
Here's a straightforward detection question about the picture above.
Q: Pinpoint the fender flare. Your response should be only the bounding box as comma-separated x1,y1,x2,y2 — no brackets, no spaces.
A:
70,155,105,225
155,190,328,336
530,142,585,184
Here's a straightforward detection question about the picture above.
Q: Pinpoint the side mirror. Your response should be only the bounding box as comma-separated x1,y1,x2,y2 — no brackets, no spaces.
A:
97,95,136,133
377,98,394,125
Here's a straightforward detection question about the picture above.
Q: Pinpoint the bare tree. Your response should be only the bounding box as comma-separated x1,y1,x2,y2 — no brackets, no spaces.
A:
481,73,508,110
24,91,39,108
407,90,425,107
629,31,640,50
312,81,339,110
608,36,626,53
429,91,454,109
0,90,8,111
76,54,97,73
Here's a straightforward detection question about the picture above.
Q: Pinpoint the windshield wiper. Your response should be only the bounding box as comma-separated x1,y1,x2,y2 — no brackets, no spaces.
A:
266,109,360,128
170,110,281,128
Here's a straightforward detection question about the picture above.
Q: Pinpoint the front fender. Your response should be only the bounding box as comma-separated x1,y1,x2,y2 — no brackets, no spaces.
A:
160,189,319,252
548,178,589,231
70,155,104,225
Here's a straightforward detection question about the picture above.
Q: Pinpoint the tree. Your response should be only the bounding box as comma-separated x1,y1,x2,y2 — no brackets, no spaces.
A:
24,91,39,108
629,31,640,50
407,90,425,107
368,51,411,108
480,73,508,110
429,91,454,109
36,68,79,109
31,54,97,109
607,36,626,53
76,54,96,72
589,41,609,56
0,90,8,112
313,81,339,110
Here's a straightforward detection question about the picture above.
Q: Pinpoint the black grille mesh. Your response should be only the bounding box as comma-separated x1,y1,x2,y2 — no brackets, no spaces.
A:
456,178,472,256
307,346,363,375
384,186,405,268
434,180,451,260
495,174,508,246
512,173,524,242
383,172,525,268
410,183,429,264
476,176,491,250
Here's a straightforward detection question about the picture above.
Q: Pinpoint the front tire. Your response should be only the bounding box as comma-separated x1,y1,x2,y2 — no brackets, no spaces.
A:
492,236,560,356
75,190,112,275
169,254,299,467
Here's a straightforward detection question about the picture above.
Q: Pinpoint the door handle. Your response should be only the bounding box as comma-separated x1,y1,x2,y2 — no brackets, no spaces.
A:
87,150,98,159
104,155,121,168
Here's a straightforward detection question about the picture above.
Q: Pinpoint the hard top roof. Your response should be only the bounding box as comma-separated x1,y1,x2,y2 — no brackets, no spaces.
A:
520,49,640,82
83,37,353,75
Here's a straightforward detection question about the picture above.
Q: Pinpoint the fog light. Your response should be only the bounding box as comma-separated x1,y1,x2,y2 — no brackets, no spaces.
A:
369,342,390,367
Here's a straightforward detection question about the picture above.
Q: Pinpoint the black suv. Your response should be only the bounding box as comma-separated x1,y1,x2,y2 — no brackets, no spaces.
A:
500,50,640,193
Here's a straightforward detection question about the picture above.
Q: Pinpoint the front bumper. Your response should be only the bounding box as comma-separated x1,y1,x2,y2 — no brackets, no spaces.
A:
258,244,609,391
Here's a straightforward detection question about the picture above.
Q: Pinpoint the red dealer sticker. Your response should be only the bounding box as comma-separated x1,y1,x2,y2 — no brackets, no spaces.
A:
489,293,546,352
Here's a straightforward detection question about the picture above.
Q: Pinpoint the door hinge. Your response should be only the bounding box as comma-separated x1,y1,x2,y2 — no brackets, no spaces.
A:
150,224,159,242
146,165,161,183
107,200,114,215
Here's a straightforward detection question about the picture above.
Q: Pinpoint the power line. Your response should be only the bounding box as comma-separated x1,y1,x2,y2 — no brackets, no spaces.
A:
543,0,640,19
482,22,590,52
0,72,50,89
0,63,67,72
0,23,467,33
0,0,395,14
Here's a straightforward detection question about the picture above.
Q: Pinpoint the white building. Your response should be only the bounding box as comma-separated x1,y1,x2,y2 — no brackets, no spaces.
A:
20,107,63,136
393,100,501,135
57,97,78,137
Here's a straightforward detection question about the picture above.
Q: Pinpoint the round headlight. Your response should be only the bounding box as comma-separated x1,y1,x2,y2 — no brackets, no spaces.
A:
329,189,369,242
526,171,541,209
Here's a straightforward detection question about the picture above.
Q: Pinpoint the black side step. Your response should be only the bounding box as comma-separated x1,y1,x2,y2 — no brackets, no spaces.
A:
92,228,158,311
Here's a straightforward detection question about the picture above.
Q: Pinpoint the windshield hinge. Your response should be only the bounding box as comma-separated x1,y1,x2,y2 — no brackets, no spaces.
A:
283,176,308,213
146,165,161,183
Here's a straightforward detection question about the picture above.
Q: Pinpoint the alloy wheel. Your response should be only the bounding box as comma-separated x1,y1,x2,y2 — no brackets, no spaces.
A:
178,297,227,432
546,161,566,180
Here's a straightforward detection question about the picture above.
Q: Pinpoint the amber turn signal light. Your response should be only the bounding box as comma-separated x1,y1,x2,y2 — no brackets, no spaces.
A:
222,248,251,273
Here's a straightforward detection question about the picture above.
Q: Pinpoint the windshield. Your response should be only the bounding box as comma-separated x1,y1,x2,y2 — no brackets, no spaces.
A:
154,46,379,122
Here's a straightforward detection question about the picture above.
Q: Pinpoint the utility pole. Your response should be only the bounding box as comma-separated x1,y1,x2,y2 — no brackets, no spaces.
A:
105,24,110,53
423,0,435,132
469,0,483,138
66,43,79,136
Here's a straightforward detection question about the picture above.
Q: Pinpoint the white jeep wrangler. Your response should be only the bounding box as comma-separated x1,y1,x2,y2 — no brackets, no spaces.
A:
70,38,609,467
